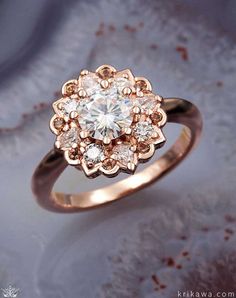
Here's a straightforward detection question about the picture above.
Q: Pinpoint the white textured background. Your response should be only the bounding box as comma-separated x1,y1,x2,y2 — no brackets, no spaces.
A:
0,0,236,297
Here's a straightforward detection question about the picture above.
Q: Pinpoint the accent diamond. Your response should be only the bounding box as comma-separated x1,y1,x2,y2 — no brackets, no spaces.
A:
133,121,154,142
58,127,80,149
113,144,134,165
111,77,132,94
133,95,158,110
84,144,104,163
80,73,100,96
61,98,80,116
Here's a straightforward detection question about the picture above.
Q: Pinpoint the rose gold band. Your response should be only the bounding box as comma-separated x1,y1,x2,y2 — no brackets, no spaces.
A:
32,98,202,213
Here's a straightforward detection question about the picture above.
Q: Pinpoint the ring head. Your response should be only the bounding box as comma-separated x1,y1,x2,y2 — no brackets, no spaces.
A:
50,65,167,177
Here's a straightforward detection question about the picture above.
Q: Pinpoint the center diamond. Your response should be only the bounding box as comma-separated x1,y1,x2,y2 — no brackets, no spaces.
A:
79,89,132,140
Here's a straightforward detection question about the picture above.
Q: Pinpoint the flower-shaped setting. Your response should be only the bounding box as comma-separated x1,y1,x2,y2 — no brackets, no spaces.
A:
50,65,167,177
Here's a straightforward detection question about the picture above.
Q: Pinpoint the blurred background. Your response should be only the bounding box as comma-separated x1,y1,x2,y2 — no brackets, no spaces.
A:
0,0,236,297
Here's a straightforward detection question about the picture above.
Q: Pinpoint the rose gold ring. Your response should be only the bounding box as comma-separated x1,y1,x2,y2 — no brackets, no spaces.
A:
32,64,202,213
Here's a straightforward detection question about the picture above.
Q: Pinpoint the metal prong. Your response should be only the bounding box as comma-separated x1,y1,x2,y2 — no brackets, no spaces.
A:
124,127,132,135
62,124,70,132
122,87,132,96
69,111,78,119
111,153,118,160
101,155,106,162
64,116,70,123
87,161,94,168
151,131,159,138
136,90,144,97
155,95,162,102
146,109,153,116
80,147,85,153
100,79,109,89
57,103,63,110
78,89,87,98
133,106,141,114
127,162,135,171
70,122,77,128
80,69,89,76
80,131,89,139
103,136,111,145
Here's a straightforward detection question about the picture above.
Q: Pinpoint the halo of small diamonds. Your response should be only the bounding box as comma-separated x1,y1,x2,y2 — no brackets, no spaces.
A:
50,65,167,177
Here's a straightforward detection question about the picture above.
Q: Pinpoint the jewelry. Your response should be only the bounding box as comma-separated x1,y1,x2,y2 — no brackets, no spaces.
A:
32,64,202,212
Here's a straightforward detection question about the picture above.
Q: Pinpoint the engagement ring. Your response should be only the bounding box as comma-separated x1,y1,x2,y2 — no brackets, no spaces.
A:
32,64,202,212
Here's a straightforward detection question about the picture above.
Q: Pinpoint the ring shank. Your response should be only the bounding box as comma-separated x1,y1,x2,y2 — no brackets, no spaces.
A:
32,98,202,213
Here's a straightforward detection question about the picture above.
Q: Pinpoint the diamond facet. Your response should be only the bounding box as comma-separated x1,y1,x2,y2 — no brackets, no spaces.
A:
79,89,133,140
84,144,104,163
61,98,80,117
133,95,158,110
133,121,154,142
112,77,132,94
113,144,134,165
80,73,100,96
58,127,80,149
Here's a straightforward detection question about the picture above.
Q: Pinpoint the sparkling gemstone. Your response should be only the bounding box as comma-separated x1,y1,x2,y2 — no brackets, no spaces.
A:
113,144,134,164
58,127,80,149
111,77,132,94
133,121,154,141
80,73,101,96
84,144,104,163
79,91,133,140
133,95,158,110
61,98,80,116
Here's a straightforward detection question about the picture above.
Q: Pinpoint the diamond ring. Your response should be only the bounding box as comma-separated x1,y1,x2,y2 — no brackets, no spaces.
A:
32,64,202,212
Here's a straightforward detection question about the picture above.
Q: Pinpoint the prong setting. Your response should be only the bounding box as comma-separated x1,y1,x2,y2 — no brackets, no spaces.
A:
79,131,90,139
80,69,89,76
100,79,109,89
133,106,141,114
127,162,136,171
103,136,111,145
122,87,132,96
69,111,78,119
78,88,87,98
50,64,167,177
